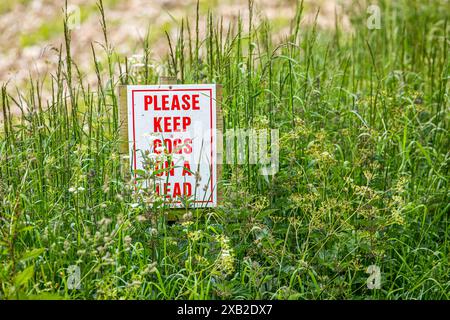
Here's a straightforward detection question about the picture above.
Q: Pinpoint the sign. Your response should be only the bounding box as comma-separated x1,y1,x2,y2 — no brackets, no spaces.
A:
122,84,220,208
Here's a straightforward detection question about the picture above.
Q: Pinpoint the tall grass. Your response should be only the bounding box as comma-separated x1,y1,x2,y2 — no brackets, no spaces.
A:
0,0,449,299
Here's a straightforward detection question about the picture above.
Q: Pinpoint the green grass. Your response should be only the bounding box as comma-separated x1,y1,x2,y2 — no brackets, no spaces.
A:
0,0,449,299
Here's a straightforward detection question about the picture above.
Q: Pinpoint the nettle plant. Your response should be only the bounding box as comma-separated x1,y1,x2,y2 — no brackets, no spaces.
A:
0,0,449,299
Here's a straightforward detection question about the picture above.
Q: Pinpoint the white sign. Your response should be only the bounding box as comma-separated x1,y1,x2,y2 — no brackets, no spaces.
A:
127,84,217,207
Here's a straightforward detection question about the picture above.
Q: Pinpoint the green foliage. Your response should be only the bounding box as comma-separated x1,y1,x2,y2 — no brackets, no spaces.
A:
0,0,448,299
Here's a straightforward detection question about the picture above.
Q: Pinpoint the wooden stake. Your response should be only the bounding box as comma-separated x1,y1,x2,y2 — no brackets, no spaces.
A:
118,85,130,180
118,85,128,154
216,84,224,204
159,76,177,85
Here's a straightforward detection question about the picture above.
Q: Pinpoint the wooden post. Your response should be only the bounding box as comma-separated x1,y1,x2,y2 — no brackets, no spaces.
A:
215,84,223,204
118,85,128,154
159,76,177,85
118,85,130,180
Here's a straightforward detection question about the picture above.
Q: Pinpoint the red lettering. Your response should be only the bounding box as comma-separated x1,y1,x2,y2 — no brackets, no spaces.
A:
162,95,169,110
182,161,192,176
167,161,174,176
154,139,162,154
181,94,190,110
182,117,191,131
173,138,182,154
155,161,174,176
154,138,192,155
172,117,181,132
156,182,192,198
154,117,162,132
173,183,181,198
164,183,171,198
172,95,180,110
146,94,202,112
163,138,173,154
184,183,192,196
184,138,192,154
192,94,200,110
144,96,152,111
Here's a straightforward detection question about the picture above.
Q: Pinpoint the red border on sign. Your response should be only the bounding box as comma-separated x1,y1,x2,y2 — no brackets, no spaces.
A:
131,88,214,204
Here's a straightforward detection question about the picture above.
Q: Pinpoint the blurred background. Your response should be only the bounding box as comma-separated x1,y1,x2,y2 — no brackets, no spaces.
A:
0,0,352,87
